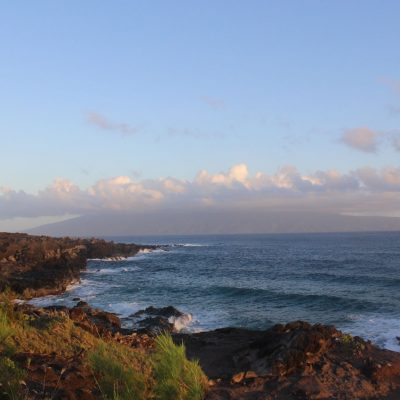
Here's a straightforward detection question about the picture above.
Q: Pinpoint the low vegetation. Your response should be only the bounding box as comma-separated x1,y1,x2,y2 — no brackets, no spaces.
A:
0,290,207,400
153,334,207,400
0,299,26,400
88,333,207,400
89,341,151,400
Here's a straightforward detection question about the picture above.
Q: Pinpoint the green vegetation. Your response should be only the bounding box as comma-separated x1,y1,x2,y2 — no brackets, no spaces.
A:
153,334,207,400
0,309,13,346
341,333,354,346
89,342,150,400
89,333,207,400
0,356,26,400
0,303,26,400
0,289,208,400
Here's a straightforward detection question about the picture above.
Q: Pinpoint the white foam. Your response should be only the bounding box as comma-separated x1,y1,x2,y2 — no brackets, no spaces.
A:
125,248,167,261
88,256,127,262
105,301,140,318
137,249,152,254
29,294,65,307
342,315,400,352
181,243,204,247
168,313,193,332
65,281,82,291
84,265,141,275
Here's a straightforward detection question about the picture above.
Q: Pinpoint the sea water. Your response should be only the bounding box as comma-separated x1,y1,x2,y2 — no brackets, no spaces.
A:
30,232,400,351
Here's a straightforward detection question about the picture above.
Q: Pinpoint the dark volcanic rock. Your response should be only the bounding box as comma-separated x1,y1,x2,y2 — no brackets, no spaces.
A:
69,302,122,335
129,305,189,334
176,321,400,399
133,305,184,318
0,232,157,298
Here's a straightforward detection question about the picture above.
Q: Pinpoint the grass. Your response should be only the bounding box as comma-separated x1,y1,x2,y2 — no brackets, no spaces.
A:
89,333,207,400
152,334,207,400
89,341,151,400
0,289,208,400
0,309,14,346
0,305,26,400
0,356,26,400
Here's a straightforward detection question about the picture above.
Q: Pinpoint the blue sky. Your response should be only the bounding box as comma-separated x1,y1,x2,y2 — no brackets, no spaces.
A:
1,1,400,231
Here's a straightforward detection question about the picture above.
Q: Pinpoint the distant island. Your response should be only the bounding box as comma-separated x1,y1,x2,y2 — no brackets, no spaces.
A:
28,209,400,236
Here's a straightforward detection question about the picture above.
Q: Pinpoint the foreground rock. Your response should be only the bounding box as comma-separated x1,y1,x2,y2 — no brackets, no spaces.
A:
9,301,154,400
0,232,157,298
127,305,193,334
6,298,400,399
176,321,400,399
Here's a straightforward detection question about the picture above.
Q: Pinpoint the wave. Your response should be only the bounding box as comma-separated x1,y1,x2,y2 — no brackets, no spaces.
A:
207,285,378,311
88,256,127,262
88,248,168,263
84,266,141,275
168,313,193,332
306,272,400,287
342,315,400,351
105,301,140,318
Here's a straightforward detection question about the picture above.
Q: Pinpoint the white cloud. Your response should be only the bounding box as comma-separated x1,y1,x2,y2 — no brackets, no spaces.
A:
2,164,400,220
341,127,381,153
196,164,249,187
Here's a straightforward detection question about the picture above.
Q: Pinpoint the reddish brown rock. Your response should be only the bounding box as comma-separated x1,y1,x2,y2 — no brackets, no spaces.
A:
176,322,400,399
0,232,157,298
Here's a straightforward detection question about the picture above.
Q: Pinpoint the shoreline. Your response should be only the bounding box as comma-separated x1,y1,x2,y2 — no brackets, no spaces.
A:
2,232,400,399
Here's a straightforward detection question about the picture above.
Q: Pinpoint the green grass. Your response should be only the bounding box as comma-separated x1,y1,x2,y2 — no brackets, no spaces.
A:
0,288,208,400
153,334,207,400
0,356,26,400
0,306,25,400
89,333,207,400
0,310,13,346
89,341,150,400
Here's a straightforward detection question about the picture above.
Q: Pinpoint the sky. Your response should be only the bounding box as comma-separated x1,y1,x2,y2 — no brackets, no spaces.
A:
1,1,400,232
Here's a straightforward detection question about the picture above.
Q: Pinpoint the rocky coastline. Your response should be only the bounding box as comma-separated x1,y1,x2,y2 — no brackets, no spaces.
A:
0,232,158,298
1,232,400,399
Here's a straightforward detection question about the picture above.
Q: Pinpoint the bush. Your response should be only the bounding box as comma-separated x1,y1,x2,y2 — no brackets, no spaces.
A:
89,341,149,400
153,333,207,400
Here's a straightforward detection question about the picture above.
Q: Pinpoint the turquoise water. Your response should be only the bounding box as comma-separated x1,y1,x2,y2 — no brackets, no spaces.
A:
31,232,400,351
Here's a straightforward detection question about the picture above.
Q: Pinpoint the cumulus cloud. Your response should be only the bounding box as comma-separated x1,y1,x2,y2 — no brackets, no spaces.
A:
341,127,381,153
86,112,139,135
3,164,400,220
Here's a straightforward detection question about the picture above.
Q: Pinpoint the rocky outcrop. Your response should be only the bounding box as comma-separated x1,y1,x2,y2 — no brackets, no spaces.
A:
127,305,192,334
176,321,400,399
0,232,157,298
10,302,154,400
8,299,400,399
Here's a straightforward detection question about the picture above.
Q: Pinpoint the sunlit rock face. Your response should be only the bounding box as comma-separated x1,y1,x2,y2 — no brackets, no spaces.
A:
0,232,156,298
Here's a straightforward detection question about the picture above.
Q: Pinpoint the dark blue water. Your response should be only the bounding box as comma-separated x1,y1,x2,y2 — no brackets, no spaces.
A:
31,232,400,350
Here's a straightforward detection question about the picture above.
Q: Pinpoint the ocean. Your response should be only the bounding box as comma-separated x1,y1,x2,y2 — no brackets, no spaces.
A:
30,232,400,351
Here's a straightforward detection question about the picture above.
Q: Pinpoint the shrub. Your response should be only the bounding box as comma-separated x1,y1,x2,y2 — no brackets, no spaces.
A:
89,341,149,400
153,333,207,400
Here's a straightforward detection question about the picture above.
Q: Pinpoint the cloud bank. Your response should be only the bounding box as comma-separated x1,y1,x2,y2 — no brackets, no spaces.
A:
2,164,400,221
